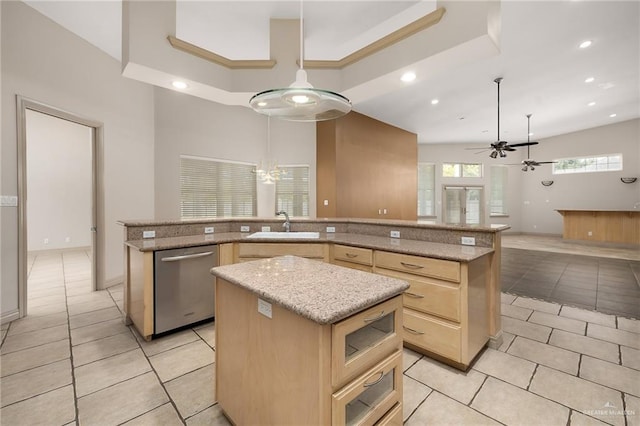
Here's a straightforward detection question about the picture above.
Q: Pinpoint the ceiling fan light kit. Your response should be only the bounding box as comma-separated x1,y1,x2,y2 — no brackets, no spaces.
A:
249,0,351,122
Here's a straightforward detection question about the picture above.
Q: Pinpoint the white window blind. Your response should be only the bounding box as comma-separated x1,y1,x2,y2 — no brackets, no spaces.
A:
417,163,435,217
490,165,508,216
180,156,257,218
275,165,310,217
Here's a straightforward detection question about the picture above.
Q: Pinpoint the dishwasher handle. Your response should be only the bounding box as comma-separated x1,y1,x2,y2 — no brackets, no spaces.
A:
160,251,215,262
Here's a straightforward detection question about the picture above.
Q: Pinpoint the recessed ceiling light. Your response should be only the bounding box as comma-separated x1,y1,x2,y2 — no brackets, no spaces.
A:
172,81,188,89
584,77,595,83
401,72,416,83
587,101,596,106
579,40,592,49
609,113,617,118
431,99,439,105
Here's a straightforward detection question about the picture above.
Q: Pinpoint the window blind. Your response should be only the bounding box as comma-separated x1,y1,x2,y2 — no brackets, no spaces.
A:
275,165,309,217
417,163,435,216
180,156,257,218
490,165,508,215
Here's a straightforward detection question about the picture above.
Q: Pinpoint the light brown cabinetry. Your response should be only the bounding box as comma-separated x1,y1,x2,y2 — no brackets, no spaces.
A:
235,242,329,263
374,251,489,369
216,279,404,425
331,244,374,272
317,112,418,220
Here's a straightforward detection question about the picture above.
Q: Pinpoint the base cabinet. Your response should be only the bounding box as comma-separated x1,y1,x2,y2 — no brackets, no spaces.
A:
216,279,403,425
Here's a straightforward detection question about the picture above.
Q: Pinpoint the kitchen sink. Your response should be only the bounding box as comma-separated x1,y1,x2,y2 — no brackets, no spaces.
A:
246,231,320,239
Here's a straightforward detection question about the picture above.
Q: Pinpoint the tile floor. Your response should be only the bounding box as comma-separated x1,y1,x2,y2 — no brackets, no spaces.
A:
1,246,639,425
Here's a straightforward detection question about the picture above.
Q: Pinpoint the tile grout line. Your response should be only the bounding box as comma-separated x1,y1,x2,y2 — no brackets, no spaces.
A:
61,251,81,426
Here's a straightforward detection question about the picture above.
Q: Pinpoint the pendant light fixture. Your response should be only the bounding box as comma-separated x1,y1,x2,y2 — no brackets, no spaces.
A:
254,116,285,184
249,0,352,122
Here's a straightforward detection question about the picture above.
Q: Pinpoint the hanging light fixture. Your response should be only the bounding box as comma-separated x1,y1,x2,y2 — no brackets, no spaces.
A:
249,0,351,122
254,116,285,184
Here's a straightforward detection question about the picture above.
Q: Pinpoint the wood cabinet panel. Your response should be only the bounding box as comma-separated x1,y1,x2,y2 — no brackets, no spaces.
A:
375,251,460,282
333,244,373,266
236,243,328,261
403,309,461,362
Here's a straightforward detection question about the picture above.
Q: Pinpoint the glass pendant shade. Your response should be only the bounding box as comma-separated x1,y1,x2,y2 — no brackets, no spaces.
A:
250,71,351,122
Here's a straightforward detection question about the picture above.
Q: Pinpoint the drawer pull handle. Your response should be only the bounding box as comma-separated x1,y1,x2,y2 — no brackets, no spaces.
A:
363,311,385,323
345,253,358,258
400,262,424,270
403,326,425,335
363,371,384,387
404,292,424,299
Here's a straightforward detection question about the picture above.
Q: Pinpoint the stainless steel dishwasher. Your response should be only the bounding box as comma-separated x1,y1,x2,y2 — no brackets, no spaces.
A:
154,244,217,334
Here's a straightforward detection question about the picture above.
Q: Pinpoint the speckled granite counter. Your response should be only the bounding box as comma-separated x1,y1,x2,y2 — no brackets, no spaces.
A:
210,255,409,324
125,232,493,262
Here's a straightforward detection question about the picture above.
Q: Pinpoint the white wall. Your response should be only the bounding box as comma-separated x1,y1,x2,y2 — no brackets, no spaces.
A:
26,110,92,251
1,1,155,319
419,118,640,234
153,87,317,220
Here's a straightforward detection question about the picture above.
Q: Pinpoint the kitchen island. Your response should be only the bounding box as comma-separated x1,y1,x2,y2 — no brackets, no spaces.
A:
556,209,640,244
210,255,409,425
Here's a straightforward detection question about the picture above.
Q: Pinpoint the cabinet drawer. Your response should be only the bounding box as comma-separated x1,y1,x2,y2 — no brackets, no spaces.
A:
237,243,326,259
334,245,373,266
332,351,402,426
375,251,460,283
376,403,402,426
403,309,461,362
332,296,402,389
377,268,460,322
333,260,374,273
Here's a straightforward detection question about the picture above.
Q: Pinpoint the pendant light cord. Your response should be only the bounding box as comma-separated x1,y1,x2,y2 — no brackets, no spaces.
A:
299,0,304,70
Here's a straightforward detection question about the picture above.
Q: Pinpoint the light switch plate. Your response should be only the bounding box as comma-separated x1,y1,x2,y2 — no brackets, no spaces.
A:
240,225,250,232
0,195,18,207
204,227,214,234
143,230,156,239
258,298,272,319
461,236,476,246
326,226,336,233
390,230,400,238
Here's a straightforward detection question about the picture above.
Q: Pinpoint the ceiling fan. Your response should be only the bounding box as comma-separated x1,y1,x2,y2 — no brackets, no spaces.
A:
511,114,556,171
467,77,539,158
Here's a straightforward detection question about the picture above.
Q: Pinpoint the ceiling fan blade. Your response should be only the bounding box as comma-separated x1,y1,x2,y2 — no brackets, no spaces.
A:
508,141,539,148
536,161,557,164
504,146,517,152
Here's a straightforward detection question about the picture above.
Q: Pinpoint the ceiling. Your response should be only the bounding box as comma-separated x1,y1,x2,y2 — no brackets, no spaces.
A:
24,1,640,145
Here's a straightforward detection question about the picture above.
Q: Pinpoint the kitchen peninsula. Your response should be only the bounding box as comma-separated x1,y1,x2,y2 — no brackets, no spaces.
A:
119,217,508,369
211,256,409,424
556,209,640,244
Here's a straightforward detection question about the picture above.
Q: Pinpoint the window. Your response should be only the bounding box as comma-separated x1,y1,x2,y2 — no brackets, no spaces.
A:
180,155,257,218
490,165,508,216
553,154,622,174
417,163,435,217
275,165,310,217
442,162,483,178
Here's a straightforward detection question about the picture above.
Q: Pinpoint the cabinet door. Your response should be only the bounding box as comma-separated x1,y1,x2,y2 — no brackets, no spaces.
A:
332,296,402,389
403,309,461,362
332,351,402,426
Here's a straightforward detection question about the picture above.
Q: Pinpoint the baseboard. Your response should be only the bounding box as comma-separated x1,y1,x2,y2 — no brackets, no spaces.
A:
28,246,91,255
103,275,124,290
1,309,20,325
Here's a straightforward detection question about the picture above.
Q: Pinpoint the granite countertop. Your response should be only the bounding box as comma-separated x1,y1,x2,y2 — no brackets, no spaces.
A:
125,232,493,262
210,255,410,324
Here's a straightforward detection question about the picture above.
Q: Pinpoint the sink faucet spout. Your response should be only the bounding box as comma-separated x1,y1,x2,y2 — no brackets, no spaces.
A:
276,211,291,232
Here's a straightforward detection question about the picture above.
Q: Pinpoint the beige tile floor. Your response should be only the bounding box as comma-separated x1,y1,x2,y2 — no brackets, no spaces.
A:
1,247,639,425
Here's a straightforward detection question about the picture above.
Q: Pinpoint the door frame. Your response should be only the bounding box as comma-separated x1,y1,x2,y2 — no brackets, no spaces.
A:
442,185,485,225
16,96,105,318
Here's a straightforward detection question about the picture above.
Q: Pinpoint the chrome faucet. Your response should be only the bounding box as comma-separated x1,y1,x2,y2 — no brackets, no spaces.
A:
276,210,290,232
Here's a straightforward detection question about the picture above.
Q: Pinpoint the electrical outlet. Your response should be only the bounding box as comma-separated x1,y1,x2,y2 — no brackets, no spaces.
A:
204,227,214,234
326,226,336,233
240,225,250,232
258,298,272,319
44,238,49,245
323,199,329,206
143,230,156,239
65,237,71,243
0,195,18,206
261,226,271,232
588,231,593,236
390,230,400,238
461,236,476,246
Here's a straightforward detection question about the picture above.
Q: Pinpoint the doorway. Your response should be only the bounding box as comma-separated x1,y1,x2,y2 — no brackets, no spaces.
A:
442,186,484,225
16,97,104,318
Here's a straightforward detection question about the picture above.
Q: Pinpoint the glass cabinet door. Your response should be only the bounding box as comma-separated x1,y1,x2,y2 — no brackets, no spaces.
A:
332,297,402,389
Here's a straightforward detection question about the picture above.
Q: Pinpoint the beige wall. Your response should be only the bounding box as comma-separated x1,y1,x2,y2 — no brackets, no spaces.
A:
1,1,155,319
419,118,640,234
153,87,317,220
26,110,93,251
